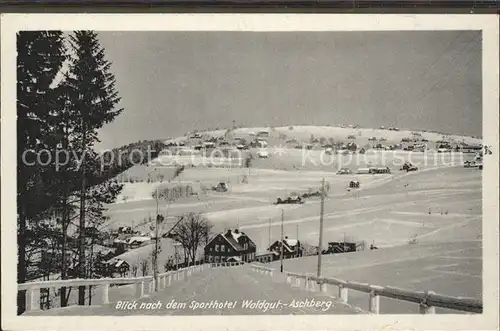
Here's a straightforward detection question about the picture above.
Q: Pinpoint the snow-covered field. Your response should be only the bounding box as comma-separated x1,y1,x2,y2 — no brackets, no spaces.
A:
107,163,481,249
105,126,482,289
114,125,481,206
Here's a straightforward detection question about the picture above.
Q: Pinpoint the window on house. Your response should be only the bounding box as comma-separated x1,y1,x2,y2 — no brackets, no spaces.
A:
215,244,219,252
221,244,225,252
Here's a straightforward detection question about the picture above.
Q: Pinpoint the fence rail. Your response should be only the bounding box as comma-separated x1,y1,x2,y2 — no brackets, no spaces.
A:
18,264,206,313
250,264,482,314
209,261,245,268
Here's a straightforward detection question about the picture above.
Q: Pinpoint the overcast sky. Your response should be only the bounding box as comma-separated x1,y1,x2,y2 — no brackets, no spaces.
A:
96,30,482,150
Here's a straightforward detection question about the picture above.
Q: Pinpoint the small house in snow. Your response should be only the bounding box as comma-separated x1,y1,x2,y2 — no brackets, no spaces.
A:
269,237,302,260
105,259,130,277
257,131,269,138
127,236,151,249
204,229,256,263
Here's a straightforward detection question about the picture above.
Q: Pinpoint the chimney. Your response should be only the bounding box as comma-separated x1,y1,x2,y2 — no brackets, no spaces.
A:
285,236,288,240
226,229,232,236
234,229,239,234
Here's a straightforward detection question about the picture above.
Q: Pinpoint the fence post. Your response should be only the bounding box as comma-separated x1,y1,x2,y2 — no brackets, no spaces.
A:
320,280,328,293
25,287,40,312
101,284,110,305
156,276,161,290
305,275,310,291
420,291,436,314
295,276,300,287
339,285,348,303
135,281,144,298
286,274,291,284
269,269,274,277
167,274,172,286
149,280,154,293
308,278,316,292
369,290,380,314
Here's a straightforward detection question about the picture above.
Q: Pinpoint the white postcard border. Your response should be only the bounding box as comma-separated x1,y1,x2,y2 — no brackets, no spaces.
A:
1,13,499,331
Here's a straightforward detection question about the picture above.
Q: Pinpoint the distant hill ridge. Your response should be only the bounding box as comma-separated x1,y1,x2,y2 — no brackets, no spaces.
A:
165,125,482,146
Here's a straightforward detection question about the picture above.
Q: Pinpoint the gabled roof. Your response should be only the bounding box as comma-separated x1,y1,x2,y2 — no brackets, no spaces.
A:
223,233,243,251
270,238,300,253
127,236,151,245
115,260,129,268
207,230,255,252
227,256,242,262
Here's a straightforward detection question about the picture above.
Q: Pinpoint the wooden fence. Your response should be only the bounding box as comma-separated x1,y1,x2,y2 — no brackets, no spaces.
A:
18,264,206,313
250,264,482,314
209,261,245,268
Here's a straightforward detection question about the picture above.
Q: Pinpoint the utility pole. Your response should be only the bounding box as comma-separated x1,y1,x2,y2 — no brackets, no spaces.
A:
268,218,271,250
317,178,325,278
153,187,160,291
343,232,346,252
280,209,284,273
174,243,180,270
296,224,299,258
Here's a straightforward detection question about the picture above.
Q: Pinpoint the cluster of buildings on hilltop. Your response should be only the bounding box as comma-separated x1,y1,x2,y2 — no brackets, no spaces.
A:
162,129,271,156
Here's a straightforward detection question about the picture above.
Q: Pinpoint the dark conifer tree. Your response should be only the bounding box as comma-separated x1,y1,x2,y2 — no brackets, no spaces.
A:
17,31,66,314
63,31,123,305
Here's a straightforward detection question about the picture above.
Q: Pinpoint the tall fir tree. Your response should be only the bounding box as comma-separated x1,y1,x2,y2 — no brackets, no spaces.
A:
17,31,66,314
63,31,123,305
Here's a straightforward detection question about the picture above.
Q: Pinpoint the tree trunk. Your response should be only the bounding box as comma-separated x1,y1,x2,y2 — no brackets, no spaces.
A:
191,247,197,266
17,203,27,315
60,135,69,307
60,199,69,307
88,242,94,305
78,133,87,305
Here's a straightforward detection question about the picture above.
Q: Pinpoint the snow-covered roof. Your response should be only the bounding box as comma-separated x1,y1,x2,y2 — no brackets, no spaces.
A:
227,256,242,262
115,260,127,268
284,239,298,247
231,231,242,241
128,236,151,244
